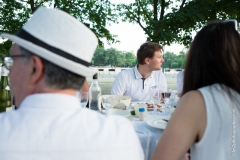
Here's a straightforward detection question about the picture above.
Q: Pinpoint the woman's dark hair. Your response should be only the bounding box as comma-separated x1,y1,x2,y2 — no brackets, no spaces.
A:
182,21,240,95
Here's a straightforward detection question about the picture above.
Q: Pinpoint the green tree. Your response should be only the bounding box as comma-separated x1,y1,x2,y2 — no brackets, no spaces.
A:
105,48,119,66
92,48,105,66
116,53,125,67
92,48,136,67
124,52,137,67
176,51,186,68
117,0,240,46
163,51,176,68
0,0,117,56
171,62,179,68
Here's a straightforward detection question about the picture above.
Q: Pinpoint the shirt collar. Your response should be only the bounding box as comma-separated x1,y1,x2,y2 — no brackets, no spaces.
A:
133,65,142,79
133,65,155,79
18,93,80,109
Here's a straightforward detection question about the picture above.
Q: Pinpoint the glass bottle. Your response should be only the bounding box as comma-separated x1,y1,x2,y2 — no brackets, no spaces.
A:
0,66,12,113
89,73,101,111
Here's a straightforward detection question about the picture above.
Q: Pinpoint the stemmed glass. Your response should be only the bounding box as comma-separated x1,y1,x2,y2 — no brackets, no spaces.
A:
76,91,89,108
149,86,161,115
162,91,172,115
102,95,113,114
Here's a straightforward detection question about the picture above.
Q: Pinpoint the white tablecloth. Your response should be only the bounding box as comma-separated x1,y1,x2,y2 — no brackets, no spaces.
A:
132,112,170,160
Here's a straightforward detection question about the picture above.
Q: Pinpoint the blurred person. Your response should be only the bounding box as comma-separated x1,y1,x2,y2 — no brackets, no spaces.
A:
111,42,167,102
151,20,240,160
176,70,184,97
0,7,144,160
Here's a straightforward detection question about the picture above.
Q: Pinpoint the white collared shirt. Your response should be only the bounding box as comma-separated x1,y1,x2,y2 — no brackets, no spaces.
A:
0,93,144,160
111,66,167,102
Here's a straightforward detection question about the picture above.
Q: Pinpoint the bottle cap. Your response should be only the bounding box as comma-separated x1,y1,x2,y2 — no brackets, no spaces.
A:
93,73,98,79
139,108,145,112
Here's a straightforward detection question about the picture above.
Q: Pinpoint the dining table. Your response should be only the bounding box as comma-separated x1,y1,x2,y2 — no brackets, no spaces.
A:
128,106,173,160
100,94,178,160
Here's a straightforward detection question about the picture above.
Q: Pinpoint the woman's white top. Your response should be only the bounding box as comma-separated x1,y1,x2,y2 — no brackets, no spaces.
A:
191,84,240,159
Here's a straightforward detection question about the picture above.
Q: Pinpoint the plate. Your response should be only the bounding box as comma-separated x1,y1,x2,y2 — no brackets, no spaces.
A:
108,108,131,118
130,102,147,106
146,118,168,129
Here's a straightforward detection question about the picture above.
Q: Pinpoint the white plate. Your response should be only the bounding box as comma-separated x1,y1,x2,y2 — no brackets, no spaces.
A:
108,109,130,118
130,102,147,106
131,102,167,112
146,118,168,129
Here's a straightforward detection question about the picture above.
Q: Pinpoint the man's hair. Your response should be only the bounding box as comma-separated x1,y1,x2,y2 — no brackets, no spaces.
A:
19,47,85,90
182,21,240,95
137,42,163,65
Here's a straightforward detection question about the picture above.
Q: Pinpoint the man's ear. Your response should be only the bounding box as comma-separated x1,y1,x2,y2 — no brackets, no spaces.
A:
29,56,44,84
145,57,150,65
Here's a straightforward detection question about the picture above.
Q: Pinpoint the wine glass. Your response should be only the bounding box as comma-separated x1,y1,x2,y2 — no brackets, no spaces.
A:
101,95,113,114
149,87,160,115
77,91,88,108
169,91,176,107
162,92,171,115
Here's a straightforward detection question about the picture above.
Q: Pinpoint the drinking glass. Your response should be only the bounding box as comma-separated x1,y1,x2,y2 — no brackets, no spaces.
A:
164,92,171,101
174,96,180,107
77,91,88,108
169,92,176,107
102,95,113,114
162,91,172,115
149,87,161,115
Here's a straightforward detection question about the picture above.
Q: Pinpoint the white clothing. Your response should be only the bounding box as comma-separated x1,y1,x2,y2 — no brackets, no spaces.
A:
111,66,167,102
176,71,184,94
191,84,240,159
0,94,144,160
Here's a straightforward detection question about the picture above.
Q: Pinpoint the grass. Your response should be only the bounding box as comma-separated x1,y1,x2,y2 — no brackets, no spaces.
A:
87,77,177,95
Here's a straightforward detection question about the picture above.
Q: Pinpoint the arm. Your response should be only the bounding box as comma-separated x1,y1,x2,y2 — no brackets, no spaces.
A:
151,91,207,160
111,72,127,95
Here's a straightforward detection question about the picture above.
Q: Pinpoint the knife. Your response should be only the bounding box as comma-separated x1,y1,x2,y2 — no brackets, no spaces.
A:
162,119,169,122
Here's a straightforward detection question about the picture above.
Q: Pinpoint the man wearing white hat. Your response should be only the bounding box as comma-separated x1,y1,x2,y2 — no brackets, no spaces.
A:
0,7,144,160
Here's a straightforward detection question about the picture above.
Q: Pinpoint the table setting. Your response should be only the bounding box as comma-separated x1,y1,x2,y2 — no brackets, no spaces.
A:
98,93,178,160
77,90,179,160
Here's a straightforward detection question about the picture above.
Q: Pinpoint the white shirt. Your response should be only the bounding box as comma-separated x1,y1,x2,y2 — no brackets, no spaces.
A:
177,71,184,94
191,84,240,159
0,93,144,160
111,66,167,102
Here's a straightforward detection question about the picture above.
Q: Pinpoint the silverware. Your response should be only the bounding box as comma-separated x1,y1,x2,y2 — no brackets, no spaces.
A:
162,119,169,122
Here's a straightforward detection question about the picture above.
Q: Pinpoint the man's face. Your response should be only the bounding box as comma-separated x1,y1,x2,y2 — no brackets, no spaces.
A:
8,44,31,107
148,50,164,70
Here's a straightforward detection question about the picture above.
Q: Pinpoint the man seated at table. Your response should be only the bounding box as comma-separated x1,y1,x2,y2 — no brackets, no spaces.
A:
0,7,144,160
111,42,167,102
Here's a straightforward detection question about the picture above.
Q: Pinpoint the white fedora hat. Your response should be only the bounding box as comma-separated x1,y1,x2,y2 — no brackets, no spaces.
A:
0,7,98,77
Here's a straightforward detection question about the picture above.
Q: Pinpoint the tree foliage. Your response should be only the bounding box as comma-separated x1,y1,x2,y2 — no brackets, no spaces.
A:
163,51,186,69
92,48,185,69
117,0,240,47
0,0,117,56
92,48,137,67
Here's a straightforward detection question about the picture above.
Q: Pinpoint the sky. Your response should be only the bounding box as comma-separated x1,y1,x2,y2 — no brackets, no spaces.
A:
104,22,186,55
105,0,186,55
